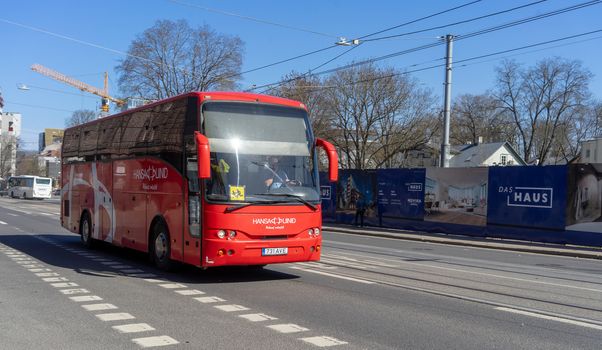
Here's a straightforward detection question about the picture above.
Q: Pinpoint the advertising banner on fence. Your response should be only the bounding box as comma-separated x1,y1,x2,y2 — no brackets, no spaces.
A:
488,165,566,230
423,167,489,226
377,168,425,221
319,172,336,221
566,164,602,233
336,169,378,226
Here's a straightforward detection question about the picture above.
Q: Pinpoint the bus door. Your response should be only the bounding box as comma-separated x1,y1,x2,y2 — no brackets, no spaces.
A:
183,157,202,266
96,162,114,243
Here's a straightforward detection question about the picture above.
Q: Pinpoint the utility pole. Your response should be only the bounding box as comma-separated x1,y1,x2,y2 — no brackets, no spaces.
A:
440,34,454,168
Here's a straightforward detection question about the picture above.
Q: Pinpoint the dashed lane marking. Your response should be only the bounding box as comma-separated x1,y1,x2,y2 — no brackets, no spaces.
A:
121,269,145,274
158,283,186,289
29,268,53,272
70,295,103,302
82,303,119,311
143,278,167,283
112,323,156,334
239,313,278,322
43,277,70,282
300,336,348,347
267,324,310,334
60,288,90,295
96,313,136,322
0,220,7,225
35,272,60,277
51,282,79,288
214,304,250,312
174,289,205,296
131,335,179,348
194,296,226,304
6,213,18,216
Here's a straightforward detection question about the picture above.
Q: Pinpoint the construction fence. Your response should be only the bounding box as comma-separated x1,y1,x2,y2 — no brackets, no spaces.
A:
320,164,602,247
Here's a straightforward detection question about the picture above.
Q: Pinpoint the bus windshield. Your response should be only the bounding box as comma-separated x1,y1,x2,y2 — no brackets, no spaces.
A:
202,102,319,204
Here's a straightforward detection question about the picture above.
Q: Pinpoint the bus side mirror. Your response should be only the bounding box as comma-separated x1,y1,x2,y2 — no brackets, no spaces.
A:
316,137,338,182
195,132,211,179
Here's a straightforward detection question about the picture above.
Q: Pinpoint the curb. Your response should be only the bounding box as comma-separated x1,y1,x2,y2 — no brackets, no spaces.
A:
323,225,602,260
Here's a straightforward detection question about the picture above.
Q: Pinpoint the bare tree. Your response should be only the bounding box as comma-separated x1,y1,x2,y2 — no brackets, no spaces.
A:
493,58,592,164
273,73,333,139
116,20,244,99
65,109,96,128
323,64,438,169
451,93,516,145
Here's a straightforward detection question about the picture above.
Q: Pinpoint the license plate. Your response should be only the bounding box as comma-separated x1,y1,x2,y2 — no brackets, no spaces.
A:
262,247,288,256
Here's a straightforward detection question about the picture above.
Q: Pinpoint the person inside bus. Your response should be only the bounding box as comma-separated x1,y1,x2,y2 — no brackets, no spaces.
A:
263,156,290,189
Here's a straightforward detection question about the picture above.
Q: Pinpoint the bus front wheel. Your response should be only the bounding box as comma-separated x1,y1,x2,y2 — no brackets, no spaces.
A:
151,221,173,271
80,213,95,248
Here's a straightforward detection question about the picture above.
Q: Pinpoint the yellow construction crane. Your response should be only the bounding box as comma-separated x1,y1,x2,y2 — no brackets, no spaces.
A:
31,63,126,113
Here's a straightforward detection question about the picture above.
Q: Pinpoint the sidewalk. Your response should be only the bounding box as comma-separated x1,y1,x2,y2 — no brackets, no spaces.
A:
323,224,602,260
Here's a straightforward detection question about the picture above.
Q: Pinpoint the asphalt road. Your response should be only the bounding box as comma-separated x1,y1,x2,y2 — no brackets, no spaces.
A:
1,196,601,349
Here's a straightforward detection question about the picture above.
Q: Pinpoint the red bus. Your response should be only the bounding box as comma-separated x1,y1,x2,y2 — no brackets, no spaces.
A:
60,92,338,270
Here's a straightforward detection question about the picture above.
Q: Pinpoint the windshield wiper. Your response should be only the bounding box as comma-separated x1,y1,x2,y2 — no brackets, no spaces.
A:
254,193,317,211
225,200,288,213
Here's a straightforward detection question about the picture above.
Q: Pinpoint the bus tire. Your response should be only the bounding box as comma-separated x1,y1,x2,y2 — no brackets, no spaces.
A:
80,212,95,248
151,220,173,271
10,191,14,198
22,192,27,199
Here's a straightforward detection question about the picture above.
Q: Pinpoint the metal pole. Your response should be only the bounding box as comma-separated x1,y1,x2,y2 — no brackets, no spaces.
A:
440,34,454,168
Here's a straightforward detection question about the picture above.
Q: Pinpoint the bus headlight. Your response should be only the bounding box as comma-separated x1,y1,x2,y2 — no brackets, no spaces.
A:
228,230,237,238
314,228,320,236
217,230,226,239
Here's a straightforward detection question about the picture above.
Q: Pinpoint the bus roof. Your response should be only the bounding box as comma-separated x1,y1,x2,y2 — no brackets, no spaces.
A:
64,91,306,133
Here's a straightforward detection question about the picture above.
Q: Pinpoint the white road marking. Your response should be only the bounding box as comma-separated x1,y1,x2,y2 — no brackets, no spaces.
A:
43,277,70,282
51,282,79,288
174,289,205,296
295,262,338,270
158,283,186,289
121,269,145,274
300,336,348,347
214,304,250,312
0,220,7,225
82,303,118,311
70,295,103,302
110,265,132,269
239,313,278,322
91,258,112,262
112,323,155,334
290,266,376,284
10,257,29,260
194,296,226,304
495,307,602,330
22,264,44,268
267,324,309,334
15,261,36,265
6,213,18,216
35,272,60,277
28,268,53,272
131,335,179,348
143,278,166,283
59,288,90,295
96,313,135,322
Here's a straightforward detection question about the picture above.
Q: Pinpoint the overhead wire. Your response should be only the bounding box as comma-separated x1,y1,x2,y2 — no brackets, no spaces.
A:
294,29,602,92
362,0,550,42
249,0,601,92
167,0,339,39
357,0,484,40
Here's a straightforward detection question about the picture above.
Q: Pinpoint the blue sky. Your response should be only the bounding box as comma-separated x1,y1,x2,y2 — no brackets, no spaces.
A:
1,0,601,149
